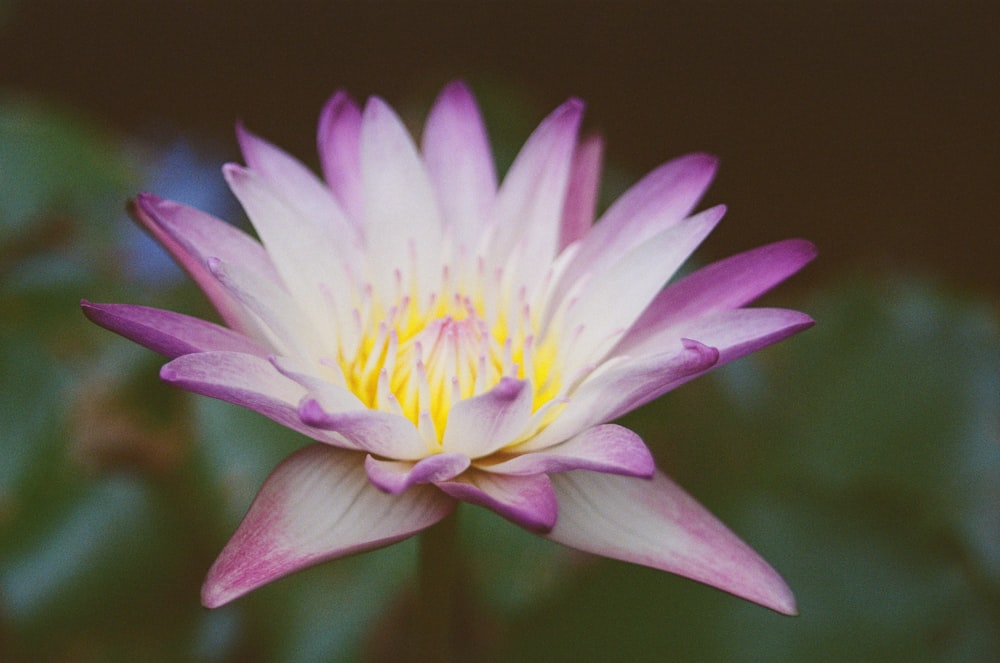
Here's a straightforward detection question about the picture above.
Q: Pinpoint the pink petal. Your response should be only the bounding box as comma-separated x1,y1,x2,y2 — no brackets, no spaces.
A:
482,424,654,478
299,397,430,460
421,80,497,249
488,98,584,290
129,193,278,337
317,91,365,228
202,444,455,607
520,339,720,451
618,239,817,354
160,351,333,443
558,133,604,251
547,470,797,614
551,153,718,308
436,470,558,533
360,96,444,299
81,301,267,359
441,377,533,458
364,453,471,494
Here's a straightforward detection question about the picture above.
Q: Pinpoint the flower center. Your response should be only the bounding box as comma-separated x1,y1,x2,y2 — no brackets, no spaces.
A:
336,269,561,443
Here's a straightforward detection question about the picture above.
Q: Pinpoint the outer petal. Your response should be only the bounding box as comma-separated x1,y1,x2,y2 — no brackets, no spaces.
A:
361,96,444,299
559,133,604,251
129,193,278,338
202,444,455,608
519,339,720,451
482,424,654,478
421,80,497,249
160,351,334,443
436,470,557,533
441,377,533,458
547,470,797,615
364,453,471,494
617,239,817,354
81,301,267,359
299,398,431,460
317,91,366,227
551,153,718,308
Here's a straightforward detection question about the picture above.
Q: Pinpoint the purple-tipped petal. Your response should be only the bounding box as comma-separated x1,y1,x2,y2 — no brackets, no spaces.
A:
422,80,497,248
618,239,817,354
483,424,654,478
547,470,797,615
365,453,471,494
202,444,455,608
129,194,278,337
361,96,444,298
552,153,718,306
81,301,267,359
299,397,430,460
488,98,584,289
559,204,725,369
559,133,604,251
520,339,720,451
441,377,533,458
437,470,558,533
317,91,365,227
160,351,334,443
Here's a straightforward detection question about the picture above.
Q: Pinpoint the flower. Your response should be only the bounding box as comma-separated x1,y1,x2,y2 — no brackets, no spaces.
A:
83,81,814,613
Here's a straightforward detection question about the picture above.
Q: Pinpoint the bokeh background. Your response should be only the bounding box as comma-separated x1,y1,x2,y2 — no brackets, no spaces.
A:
1,2,997,661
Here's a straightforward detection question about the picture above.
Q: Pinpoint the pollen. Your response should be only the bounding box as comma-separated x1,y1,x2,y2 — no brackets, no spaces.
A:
337,265,561,443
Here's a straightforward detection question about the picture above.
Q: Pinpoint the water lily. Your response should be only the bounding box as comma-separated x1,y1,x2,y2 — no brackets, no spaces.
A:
83,81,814,613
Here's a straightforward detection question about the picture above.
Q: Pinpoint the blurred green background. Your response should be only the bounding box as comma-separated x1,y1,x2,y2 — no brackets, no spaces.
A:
1,2,997,661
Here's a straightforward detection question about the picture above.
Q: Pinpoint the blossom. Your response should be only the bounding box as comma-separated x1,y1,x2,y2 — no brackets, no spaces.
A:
83,81,814,613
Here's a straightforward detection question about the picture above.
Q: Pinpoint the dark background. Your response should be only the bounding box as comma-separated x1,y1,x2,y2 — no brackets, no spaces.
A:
2,1,997,294
2,3,998,661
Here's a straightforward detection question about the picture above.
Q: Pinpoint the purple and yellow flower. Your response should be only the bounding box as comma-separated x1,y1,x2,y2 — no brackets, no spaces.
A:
83,81,814,612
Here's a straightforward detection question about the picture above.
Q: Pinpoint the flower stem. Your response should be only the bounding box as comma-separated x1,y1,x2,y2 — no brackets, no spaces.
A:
416,512,461,663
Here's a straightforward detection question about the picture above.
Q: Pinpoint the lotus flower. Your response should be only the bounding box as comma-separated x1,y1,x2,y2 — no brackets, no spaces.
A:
83,81,814,613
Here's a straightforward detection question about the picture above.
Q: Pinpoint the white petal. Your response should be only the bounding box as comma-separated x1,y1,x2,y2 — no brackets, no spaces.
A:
361,96,443,299
442,378,533,458
555,205,724,370
547,470,797,615
223,164,357,342
549,153,718,311
518,339,719,451
208,257,321,362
